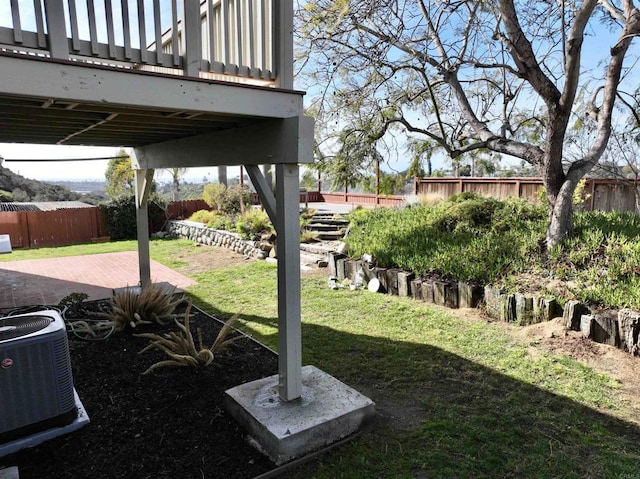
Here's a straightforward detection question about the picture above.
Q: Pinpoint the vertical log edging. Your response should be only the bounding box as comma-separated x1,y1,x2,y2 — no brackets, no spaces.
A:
332,256,640,357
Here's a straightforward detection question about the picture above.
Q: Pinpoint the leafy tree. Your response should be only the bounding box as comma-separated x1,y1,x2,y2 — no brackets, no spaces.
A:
298,0,640,249
202,183,251,215
166,167,188,201
301,167,319,190
99,195,166,240
105,151,134,198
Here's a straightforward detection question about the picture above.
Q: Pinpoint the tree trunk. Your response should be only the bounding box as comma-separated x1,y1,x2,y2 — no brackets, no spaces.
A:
546,179,576,250
172,176,180,201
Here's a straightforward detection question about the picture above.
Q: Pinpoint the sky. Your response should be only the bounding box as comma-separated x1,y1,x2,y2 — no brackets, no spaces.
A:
0,143,244,183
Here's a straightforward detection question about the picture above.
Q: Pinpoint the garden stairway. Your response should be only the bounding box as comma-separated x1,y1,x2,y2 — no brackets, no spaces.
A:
306,213,350,241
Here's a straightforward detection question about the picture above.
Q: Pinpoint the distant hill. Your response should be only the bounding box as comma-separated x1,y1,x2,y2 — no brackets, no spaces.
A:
0,165,83,202
51,180,106,196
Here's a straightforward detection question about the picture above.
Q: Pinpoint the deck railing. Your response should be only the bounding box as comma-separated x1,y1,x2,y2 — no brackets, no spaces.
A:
0,0,288,86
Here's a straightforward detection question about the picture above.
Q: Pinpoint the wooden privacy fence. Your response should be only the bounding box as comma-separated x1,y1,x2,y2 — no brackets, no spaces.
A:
166,199,210,220
319,192,405,207
0,208,108,249
415,177,639,213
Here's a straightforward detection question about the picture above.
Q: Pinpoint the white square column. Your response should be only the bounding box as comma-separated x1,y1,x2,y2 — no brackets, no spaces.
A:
275,163,302,401
133,167,154,288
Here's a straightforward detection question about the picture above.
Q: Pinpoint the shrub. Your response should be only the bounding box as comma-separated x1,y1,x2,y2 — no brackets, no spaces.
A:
202,183,251,215
300,230,319,243
0,189,13,202
202,183,227,211
235,209,272,240
99,195,166,240
189,209,217,224
136,302,239,374
105,282,184,331
207,214,234,231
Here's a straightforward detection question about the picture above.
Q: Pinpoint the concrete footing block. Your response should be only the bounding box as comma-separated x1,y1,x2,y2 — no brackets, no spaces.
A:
0,467,18,479
225,365,375,465
0,389,90,459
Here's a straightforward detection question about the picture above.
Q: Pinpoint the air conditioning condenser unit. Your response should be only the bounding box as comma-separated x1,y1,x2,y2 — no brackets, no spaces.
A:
0,310,78,444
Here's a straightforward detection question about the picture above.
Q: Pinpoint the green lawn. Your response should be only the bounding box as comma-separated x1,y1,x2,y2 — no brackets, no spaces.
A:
0,240,138,261
4,239,640,478
188,261,640,479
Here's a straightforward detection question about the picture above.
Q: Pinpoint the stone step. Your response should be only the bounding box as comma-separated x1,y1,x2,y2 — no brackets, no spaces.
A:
308,219,350,226
306,223,346,232
316,231,345,240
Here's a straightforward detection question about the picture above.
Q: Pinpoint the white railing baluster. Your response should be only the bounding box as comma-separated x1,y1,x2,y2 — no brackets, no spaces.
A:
153,0,163,65
171,0,180,66
33,0,47,48
206,0,216,72
44,0,70,59
68,0,81,52
257,0,266,78
247,0,257,78
5,0,280,85
137,0,148,63
183,0,201,76
122,0,131,59
235,0,244,76
221,0,233,74
273,0,290,86
87,0,99,55
104,0,116,58
10,0,22,44
262,0,272,80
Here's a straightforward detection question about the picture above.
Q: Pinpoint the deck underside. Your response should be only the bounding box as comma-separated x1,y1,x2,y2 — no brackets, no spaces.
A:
0,52,304,151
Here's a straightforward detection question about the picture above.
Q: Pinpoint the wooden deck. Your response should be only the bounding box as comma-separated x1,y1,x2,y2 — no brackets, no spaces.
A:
0,0,309,164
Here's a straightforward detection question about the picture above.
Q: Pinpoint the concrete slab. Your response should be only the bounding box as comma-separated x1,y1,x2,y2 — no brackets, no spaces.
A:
0,389,89,459
225,365,375,465
0,466,18,479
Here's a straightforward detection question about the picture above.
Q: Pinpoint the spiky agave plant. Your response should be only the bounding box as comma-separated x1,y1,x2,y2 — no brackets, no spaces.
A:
135,302,239,374
107,282,184,331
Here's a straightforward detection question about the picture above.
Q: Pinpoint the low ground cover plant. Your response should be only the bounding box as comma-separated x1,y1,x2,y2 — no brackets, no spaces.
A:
347,193,546,283
347,193,640,310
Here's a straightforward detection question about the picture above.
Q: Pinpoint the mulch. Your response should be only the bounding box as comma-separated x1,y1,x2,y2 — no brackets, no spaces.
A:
0,300,281,479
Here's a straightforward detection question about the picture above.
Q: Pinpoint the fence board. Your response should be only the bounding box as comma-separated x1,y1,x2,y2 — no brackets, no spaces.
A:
319,192,405,207
415,177,639,214
166,199,210,220
0,211,28,248
0,208,107,249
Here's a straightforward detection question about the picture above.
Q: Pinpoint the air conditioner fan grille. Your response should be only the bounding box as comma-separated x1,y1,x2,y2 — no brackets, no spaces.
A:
0,316,51,341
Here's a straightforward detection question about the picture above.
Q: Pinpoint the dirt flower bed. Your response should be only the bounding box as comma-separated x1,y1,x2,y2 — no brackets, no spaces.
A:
1,300,279,479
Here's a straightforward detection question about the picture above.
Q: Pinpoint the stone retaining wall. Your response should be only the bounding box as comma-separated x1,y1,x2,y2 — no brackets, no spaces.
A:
167,220,262,258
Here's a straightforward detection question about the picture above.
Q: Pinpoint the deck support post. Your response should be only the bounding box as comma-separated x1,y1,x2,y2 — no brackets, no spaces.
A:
133,166,155,289
247,162,302,401
274,163,302,401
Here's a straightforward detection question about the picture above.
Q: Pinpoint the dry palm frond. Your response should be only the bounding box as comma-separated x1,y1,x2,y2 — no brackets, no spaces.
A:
136,302,240,374
105,281,184,331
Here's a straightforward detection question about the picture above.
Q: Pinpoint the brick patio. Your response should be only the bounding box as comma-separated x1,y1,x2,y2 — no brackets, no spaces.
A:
0,251,196,310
